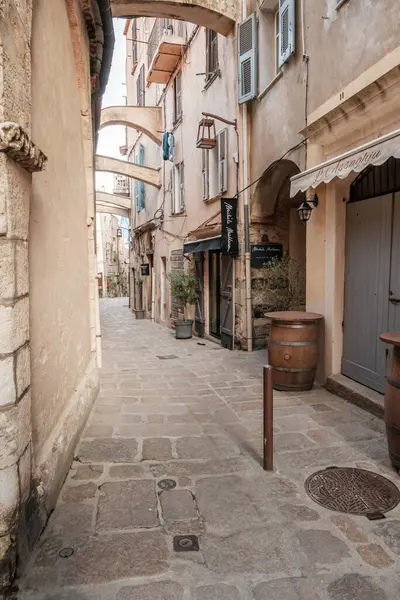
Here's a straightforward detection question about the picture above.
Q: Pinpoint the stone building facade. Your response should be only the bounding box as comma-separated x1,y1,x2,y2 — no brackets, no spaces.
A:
0,0,113,589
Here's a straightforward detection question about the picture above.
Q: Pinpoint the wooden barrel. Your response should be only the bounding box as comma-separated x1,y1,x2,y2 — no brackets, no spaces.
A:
265,311,323,392
380,334,400,470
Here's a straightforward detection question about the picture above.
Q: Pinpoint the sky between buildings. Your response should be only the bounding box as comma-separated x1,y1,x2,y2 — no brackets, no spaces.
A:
96,18,127,194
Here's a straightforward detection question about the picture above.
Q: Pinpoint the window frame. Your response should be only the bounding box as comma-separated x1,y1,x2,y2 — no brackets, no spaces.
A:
171,162,185,215
173,70,183,124
136,64,145,106
202,149,209,201
205,29,219,86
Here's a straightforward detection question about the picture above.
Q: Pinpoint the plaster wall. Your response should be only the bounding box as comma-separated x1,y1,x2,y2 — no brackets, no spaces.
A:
30,0,94,456
305,0,400,115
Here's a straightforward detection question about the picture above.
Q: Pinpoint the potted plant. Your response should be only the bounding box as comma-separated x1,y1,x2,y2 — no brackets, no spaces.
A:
168,269,197,339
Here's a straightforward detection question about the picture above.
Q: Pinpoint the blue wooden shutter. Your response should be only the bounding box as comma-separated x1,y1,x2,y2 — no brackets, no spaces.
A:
237,14,257,104
134,150,140,211
279,0,295,67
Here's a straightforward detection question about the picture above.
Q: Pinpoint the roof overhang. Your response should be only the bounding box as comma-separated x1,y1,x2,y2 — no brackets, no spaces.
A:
290,129,400,197
183,235,221,254
147,35,185,85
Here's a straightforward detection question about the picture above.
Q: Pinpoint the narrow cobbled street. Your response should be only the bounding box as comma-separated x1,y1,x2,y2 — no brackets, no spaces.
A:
18,299,400,599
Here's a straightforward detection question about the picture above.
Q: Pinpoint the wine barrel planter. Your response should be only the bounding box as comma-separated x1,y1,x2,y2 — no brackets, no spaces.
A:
265,311,323,392
380,333,400,470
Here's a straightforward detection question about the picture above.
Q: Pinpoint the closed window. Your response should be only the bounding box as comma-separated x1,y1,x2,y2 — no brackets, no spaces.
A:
173,71,182,123
136,64,145,106
206,29,218,83
278,0,295,68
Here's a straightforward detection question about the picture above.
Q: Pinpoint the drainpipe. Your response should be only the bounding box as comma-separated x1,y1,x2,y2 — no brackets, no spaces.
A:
242,0,252,352
151,266,156,322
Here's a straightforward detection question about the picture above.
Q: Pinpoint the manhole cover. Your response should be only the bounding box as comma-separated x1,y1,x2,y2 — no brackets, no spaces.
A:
157,354,178,360
173,535,199,552
305,467,400,516
58,547,74,558
158,478,177,490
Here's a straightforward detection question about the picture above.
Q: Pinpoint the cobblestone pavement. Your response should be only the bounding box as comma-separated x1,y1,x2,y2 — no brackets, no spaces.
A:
18,298,400,599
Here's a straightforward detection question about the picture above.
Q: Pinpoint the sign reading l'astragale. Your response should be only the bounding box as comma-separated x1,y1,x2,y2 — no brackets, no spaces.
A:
221,197,239,255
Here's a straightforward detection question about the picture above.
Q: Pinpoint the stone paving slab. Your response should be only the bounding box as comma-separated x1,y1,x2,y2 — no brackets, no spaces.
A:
17,299,400,600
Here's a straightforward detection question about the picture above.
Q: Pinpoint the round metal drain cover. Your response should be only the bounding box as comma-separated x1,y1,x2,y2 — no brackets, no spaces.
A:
158,478,177,490
58,547,74,558
305,467,400,516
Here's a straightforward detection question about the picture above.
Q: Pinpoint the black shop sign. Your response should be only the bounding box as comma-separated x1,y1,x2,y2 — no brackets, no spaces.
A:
140,263,150,276
221,197,239,255
251,243,283,268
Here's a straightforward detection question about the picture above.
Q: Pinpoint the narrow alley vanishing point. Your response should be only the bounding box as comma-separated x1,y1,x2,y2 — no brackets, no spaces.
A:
18,299,400,600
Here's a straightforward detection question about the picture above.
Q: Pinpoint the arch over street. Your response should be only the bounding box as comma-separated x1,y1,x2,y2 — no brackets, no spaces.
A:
100,106,163,146
110,0,237,36
95,155,162,188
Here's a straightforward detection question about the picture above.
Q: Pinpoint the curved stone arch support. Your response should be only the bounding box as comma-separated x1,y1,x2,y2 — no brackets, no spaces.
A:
96,191,132,209
110,0,236,36
100,106,163,146
95,155,161,188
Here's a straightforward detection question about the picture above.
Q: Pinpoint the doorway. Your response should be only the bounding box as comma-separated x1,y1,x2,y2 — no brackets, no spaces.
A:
342,159,400,393
194,254,205,336
209,250,221,338
160,257,167,321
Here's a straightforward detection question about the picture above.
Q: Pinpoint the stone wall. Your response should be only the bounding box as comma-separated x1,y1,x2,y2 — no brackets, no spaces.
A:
0,0,100,590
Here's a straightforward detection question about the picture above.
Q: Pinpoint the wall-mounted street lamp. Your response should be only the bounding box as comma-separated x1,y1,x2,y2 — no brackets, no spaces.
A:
196,118,217,149
297,194,318,222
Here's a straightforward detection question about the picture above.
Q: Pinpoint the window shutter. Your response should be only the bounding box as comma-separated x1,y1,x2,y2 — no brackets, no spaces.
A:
137,145,145,211
179,163,185,211
218,129,228,193
135,150,140,211
202,150,209,200
170,167,175,214
237,14,257,104
279,0,295,67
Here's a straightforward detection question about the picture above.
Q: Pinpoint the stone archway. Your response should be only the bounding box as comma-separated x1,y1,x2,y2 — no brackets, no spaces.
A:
100,106,163,145
110,0,237,35
251,160,306,348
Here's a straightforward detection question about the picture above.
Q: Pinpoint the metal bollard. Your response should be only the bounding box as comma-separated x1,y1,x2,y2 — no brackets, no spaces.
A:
263,365,274,471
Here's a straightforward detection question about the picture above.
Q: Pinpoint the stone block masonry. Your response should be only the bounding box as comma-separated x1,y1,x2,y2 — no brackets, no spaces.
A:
16,299,400,600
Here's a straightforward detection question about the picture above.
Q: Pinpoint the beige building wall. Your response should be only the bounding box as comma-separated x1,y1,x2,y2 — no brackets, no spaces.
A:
302,0,400,383
126,18,239,330
0,0,110,587
30,0,95,456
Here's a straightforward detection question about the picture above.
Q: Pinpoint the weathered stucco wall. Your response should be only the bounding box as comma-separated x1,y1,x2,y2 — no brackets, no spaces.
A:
306,0,400,115
30,0,95,454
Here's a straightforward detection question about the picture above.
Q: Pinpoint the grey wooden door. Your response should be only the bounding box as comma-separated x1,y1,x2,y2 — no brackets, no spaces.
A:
220,255,234,350
194,254,205,337
388,192,400,333
342,194,393,393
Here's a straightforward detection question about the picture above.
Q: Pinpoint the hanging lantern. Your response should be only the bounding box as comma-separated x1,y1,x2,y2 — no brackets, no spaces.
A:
196,118,217,150
117,228,122,237
297,195,318,223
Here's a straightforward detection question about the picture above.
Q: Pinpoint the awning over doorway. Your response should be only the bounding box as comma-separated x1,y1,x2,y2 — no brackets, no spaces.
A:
183,236,221,254
290,129,400,197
